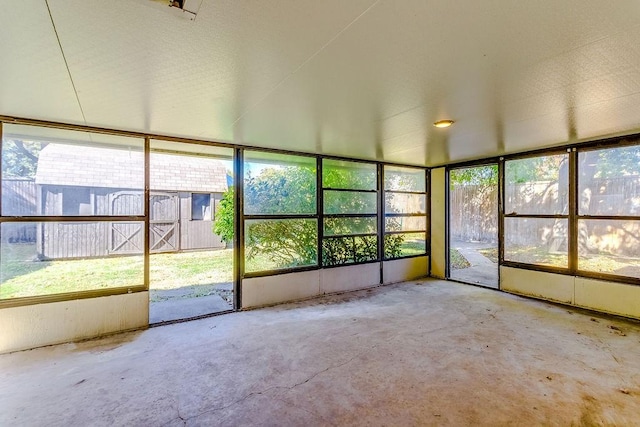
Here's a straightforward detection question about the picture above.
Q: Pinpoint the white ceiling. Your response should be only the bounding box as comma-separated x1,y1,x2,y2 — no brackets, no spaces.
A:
2,0,640,166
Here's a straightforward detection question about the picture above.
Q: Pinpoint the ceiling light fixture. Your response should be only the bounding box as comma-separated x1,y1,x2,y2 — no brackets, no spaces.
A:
433,120,454,128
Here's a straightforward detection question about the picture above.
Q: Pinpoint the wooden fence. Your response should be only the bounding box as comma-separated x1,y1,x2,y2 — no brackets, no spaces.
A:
2,180,37,243
451,176,640,255
449,184,498,243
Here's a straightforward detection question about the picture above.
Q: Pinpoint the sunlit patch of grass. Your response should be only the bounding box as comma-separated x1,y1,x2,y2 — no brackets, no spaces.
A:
150,250,233,290
504,246,568,268
478,247,499,263
505,245,640,276
579,253,640,277
450,248,471,269
0,251,144,299
399,240,427,257
0,248,237,299
0,247,288,300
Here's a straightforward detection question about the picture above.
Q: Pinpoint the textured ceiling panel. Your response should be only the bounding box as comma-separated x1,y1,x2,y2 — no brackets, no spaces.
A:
0,1,83,123
2,0,640,165
46,0,376,141
234,0,640,165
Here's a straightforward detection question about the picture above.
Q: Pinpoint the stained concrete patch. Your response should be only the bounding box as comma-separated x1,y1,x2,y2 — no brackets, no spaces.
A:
1,279,640,426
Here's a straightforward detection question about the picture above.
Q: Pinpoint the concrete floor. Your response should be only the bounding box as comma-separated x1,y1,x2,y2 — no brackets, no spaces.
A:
1,279,640,426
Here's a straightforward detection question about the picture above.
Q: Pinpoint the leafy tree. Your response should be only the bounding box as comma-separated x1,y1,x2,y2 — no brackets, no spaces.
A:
246,219,317,267
450,164,498,188
214,160,404,269
243,164,318,267
244,166,315,214
588,144,640,178
213,187,234,243
578,144,640,255
322,162,376,190
2,139,42,178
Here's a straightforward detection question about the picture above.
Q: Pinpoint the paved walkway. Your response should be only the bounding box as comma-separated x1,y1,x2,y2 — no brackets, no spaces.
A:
149,294,232,324
450,240,499,288
149,282,233,324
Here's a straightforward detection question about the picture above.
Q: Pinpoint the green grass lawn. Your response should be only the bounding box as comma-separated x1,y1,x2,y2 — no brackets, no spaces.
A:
505,245,567,267
0,245,286,300
5,242,635,301
503,245,640,276
150,250,233,290
399,240,427,257
1,238,429,300
478,247,499,263
450,248,471,269
579,254,640,276
0,247,234,299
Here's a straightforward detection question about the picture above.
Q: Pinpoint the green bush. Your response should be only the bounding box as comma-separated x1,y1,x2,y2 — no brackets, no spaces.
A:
322,236,378,266
214,163,408,269
383,234,404,259
213,188,234,243
245,219,317,268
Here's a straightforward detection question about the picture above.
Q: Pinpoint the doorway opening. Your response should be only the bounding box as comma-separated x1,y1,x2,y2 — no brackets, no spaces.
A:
448,164,499,289
148,140,235,323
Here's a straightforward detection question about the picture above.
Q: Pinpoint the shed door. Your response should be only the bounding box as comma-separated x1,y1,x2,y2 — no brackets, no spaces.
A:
150,192,179,252
109,192,144,254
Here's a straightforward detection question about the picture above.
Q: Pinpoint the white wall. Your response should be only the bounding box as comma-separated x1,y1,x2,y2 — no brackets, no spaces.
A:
242,270,321,309
320,263,380,294
430,168,446,278
383,256,429,284
242,257,432,309
501,266,640,320
242,263,385,309
0,292,149,354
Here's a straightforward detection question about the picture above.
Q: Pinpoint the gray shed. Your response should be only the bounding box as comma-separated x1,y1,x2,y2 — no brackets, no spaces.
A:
35,143,229,259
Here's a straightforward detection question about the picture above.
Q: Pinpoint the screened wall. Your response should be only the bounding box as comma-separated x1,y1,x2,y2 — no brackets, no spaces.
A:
240,154,430,279
383,165,428,259
322,159,378,266
504,152,569,269
243,151,318,275
0,121,430,310
1,124,145,302
502,140,640,283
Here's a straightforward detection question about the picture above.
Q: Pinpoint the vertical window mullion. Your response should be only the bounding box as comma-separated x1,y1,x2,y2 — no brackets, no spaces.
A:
144,137,150,290
498,158,505,266
425,168,430,259
317,156,323,268
234,147,243,309
444,168,451,279
568,148,578,274
378,163,384,267
0,121,3,219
